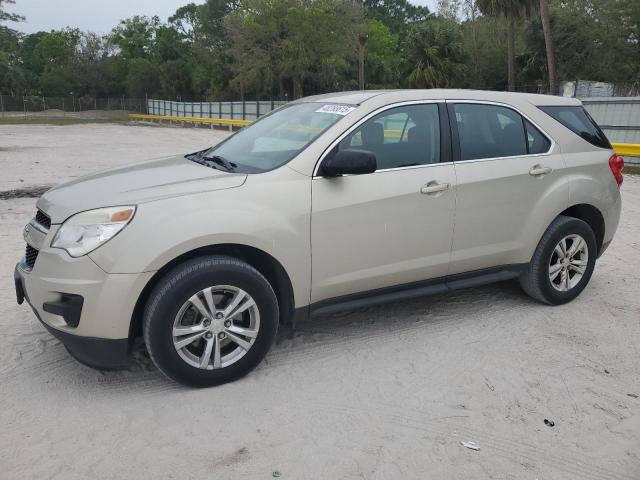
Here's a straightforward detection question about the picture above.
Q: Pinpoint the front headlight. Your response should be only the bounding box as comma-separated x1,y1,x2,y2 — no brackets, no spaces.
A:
51,206,136,257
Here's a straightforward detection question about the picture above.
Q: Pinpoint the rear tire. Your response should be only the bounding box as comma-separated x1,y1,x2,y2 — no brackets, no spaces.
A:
143,255,279,387
520,215,597,305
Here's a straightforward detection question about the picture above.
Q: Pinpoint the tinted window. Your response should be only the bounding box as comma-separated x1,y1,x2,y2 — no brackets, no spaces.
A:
539,106,611,149
454,104,529,160
331,104,441,170
525,119,551,154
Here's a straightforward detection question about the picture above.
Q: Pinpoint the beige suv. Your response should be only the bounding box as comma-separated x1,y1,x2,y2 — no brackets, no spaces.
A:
15,90,623,387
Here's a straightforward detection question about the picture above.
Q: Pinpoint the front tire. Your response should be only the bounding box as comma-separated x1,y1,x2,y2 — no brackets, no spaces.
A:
520,215,597,305
143,255,279,387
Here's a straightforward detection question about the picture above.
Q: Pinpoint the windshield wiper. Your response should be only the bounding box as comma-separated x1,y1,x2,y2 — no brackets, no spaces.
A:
186,150,236,172
202,155,237,172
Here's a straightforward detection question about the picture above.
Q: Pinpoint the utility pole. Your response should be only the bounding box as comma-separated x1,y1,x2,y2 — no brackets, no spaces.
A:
358,33,368,90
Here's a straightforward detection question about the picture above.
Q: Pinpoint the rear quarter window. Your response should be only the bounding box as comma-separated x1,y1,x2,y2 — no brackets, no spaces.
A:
539,106,611,149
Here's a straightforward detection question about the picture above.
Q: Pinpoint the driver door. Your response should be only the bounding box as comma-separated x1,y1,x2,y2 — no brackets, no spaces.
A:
310,102,457,303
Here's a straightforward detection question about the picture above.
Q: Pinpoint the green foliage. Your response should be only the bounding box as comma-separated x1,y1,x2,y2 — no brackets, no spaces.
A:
365,20,402,88
406,17,467,88
0,0,24,23
1,0,639,99
225,0,363,99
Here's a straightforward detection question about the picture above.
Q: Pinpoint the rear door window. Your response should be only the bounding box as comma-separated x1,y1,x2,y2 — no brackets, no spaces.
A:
453,104,529,160
538,106,611,149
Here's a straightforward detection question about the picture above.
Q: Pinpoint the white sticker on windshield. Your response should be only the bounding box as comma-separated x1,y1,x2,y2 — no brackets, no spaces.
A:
315,104,356,116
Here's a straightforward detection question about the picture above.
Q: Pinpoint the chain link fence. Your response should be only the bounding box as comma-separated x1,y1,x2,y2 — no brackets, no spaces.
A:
0,95,147,119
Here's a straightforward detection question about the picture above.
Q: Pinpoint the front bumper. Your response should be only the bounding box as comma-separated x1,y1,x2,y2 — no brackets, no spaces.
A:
16,277,129,370
15,244,154,369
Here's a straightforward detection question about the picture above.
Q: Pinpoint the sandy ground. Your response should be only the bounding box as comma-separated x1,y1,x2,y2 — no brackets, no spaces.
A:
0,123,228,192
1,124,639,480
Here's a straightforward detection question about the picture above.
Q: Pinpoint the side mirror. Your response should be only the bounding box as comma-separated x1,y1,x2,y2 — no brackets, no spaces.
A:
321,149,377,177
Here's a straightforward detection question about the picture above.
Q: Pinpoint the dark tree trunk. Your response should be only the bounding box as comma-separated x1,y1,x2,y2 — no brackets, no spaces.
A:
539,0,557,94
506,13,516,91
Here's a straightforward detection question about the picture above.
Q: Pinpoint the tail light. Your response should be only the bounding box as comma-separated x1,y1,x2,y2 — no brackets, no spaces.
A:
609,153,624,187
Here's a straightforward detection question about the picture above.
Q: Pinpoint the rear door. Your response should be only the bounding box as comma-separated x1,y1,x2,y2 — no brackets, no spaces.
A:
447,101,568,274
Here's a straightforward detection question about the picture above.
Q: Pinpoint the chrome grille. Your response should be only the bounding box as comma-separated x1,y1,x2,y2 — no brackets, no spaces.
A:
25,244,39,269
35,210,51,230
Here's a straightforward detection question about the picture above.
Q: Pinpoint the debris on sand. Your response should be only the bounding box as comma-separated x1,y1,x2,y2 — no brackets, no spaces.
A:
460,441,480,451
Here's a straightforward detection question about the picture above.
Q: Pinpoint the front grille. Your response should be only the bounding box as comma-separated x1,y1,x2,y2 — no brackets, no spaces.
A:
25,244,39,269
35,210,51,230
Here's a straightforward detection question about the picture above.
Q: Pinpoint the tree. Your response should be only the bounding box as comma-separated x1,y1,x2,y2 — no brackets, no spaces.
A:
363,0,430,34
0,0,24,23
110,16,160,60
406,17,467,88
225,0,363,99
364,20,402,88
437,0,462,20
476,0,533,91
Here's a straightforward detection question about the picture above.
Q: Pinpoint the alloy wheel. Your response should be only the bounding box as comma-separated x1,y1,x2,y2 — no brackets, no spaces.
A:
548,234,589,292
172,285,260,369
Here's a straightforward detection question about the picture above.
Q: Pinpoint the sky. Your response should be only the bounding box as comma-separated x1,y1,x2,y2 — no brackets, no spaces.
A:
10,0,439,35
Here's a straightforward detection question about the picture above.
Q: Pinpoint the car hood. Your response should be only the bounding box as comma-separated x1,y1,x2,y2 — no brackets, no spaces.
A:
37,155,247,223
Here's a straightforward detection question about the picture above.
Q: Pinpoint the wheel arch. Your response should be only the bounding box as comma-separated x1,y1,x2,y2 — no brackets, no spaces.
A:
128,244,296,343
557,203,605,255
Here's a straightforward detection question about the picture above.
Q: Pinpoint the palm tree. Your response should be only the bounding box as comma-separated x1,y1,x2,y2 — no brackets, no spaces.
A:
538,0,556,94
476,0,533,91
406,17,467,88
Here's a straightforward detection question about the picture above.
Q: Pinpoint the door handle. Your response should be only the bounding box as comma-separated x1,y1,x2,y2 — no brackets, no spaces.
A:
529,165,553,176
420,181,450,195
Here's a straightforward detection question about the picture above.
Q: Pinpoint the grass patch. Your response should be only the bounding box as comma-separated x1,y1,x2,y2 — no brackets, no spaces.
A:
0,117,127,126
624,165,640,176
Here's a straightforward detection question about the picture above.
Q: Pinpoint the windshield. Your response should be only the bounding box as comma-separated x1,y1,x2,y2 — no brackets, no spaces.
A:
201,102,355,173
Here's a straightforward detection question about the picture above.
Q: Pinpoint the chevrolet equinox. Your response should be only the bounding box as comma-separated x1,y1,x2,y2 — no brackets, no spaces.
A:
15,90,623,387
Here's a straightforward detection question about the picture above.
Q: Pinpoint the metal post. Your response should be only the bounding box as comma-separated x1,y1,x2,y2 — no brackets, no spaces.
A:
256,100,260,119
23,96,27,119
242,100,246,121
0,94,4,118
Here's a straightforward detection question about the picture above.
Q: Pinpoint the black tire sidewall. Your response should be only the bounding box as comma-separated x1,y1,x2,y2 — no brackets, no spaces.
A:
536,218,597,305
144,257,278,387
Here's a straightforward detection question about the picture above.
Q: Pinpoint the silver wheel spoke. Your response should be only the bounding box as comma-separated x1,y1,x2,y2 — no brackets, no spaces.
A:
226,331,252,351
202,287,217,317
568,237,584,258
554,244,564,258
188,295,211,320
199,337,214,368
569,264,586,274
174,331,207,349
213,336,222,369
224,291,255,319
559,238,568,257
226,324,259,339
549,262,563,280
173,324,206,336
563,269,570,291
